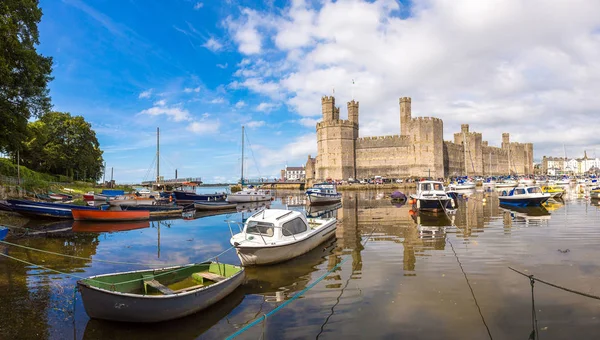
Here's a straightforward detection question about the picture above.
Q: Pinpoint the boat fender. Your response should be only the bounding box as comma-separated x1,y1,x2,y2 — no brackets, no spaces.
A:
416,200,420,209
450,199,455,208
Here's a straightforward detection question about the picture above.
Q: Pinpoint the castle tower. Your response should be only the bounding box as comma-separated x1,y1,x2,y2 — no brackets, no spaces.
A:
400,97,411,135
316,96,357,181
461,124,469,134
322,96,335,121
502,133,510,149
348,100,359,139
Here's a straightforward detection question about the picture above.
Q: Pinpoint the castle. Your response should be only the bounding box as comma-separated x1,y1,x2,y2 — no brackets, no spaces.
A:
305,96,534,181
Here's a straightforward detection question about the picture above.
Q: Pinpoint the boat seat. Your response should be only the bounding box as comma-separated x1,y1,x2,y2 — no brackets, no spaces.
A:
143,278,175,295
192,272,226,282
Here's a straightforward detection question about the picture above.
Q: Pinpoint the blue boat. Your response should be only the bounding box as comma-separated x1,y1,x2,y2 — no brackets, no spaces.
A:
0,226,8,240
172,190,226,203
5,199,99,219
101,189,125,197
498,186,551,207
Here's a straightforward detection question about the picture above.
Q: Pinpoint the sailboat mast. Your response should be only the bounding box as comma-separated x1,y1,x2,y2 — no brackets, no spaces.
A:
241,126,245,186
463,131,468,177
156,127,160,185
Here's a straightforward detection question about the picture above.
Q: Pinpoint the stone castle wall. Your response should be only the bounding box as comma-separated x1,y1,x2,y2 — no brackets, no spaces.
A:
312,96,534,181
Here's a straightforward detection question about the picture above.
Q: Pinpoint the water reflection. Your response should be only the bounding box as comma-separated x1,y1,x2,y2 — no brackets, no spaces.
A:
1,187,600,338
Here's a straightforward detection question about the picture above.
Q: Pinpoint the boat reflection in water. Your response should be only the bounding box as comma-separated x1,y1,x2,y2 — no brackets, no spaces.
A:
305,202,342,219
499,204,551,225
410,210,454,239
82,287,246,340
242,237,337,303
72,220,150,233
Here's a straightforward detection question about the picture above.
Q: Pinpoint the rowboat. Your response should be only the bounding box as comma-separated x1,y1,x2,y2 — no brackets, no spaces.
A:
77,261,245,323
409,181,455,213
72,209,149,221
72,220,150,232
305,183,342,205
498,186,551,207
229,209,337,266
108,196,156,207
193,201,237,211
5,199,98,219
172,190,227,203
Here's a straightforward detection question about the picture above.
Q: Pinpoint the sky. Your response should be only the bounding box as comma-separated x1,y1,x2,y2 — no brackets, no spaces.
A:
37,0,600,183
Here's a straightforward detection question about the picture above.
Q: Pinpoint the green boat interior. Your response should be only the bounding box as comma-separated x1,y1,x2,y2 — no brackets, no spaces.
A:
80,262,242,295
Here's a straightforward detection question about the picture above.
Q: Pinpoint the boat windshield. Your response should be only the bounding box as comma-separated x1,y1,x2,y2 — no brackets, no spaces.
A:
246,221,275,237
514,188,526,195
527,187,542,194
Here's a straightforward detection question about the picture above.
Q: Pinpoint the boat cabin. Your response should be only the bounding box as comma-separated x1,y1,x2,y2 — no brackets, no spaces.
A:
501,186,543,196
307,183,337,194
417,181,446,194
236,209,315,244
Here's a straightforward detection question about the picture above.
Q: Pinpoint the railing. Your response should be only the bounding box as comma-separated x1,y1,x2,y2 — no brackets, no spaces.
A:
140,177,203,185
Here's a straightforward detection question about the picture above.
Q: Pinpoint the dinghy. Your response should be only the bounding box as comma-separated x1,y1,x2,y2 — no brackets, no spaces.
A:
194,201,237,211
229,209,337,266
6,199,98,219
77,261,245,323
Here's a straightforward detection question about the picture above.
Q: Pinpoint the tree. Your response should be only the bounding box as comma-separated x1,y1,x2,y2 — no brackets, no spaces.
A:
0,0,53,153
21,112,104,181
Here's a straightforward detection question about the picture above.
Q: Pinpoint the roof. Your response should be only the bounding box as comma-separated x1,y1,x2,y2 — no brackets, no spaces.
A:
247,208,303,225
286,166,304,171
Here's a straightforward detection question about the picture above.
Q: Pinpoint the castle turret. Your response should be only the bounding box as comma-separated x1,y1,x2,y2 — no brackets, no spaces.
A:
502,133,510,149
461,124,469,134
322,96,335,121
400,97,411,135
348,100,359,139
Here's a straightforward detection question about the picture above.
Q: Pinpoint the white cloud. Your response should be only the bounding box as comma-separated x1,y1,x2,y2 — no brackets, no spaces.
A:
246,120,265,128
225,0,600,158
184,86,201,93
203,37,223,52
258,133,316,171
298,117,318,127
153,99,166,106
217,63,228,69
139,105,190,122
235,100,246,108
193,2,203,10
138,89,153,99
187,120,221,134
210,97,226,104
256,102,277,112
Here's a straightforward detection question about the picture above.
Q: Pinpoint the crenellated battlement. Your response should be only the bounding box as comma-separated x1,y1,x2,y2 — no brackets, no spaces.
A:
321,96,335,103
317,119,357,129
413,116,443,124
356,134,406,149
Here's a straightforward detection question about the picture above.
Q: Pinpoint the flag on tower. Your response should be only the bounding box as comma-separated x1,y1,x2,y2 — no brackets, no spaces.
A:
352,79,355,84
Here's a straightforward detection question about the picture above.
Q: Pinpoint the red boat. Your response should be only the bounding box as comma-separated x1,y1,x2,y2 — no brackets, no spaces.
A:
71,209,149,222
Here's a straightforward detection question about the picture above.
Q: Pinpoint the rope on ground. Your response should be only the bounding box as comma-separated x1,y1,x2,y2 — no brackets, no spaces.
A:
448,238,493,340
0,239,183,267
226,227,377,340
508,267,600,301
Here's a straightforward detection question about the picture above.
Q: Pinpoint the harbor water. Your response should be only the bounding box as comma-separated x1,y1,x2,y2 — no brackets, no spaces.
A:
1,187,600,339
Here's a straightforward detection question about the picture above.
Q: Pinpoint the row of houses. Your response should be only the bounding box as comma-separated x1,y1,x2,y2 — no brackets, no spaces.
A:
541,152,600,175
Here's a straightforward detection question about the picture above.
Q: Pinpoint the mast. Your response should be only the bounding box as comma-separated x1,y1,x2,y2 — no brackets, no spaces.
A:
241,126,245,186
156,127,160,185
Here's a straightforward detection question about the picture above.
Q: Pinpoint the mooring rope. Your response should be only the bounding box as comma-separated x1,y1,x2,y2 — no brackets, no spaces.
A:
0,239,184,267
447,238,493,339
509,267,600,301
225,227,377,340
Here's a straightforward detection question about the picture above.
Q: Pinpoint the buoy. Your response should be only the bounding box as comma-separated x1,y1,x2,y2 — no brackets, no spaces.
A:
482,198,486,202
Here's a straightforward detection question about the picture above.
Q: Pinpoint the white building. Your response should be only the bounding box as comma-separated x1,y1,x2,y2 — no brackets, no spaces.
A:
283,166,306,181
543,152,600,175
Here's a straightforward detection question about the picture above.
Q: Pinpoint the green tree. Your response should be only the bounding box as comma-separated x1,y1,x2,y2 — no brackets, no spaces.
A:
0,0,53,153
21,112,104,181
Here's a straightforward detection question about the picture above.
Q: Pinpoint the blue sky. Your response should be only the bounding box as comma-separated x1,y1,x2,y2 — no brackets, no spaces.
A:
38,0,600,183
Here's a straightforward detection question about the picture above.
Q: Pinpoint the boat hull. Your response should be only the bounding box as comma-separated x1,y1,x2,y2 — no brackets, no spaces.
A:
226,193,272,203
306,193,342,205
6,199,97,219
412,197,452,213
109,198,155,207
233,220,337,266
77,265,245,323
173,191,226,202
498,196,550,207
122,205,183,217
72,209,149,221
194,201,237,211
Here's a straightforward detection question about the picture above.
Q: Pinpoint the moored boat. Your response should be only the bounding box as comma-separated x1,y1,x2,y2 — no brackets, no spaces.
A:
409,181,454,213
229,209,337,266
172,190,226,203
305,182,341,205
72,209,150,222
226,188,273,203
541,185,565,198
77,261,245,322
498,185,551,207
194,201,237,211
5,199,98,219
108,196,156,207
448,180,476,191
0,226,8,240
121,204,183,217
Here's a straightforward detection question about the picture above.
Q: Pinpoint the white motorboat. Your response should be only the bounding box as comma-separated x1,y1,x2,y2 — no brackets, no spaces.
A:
229,209,337,266
409,181,455,212
305,182,342,205
495,180,518,189
226,188,273,203
498,185,551,207
448,180,476,190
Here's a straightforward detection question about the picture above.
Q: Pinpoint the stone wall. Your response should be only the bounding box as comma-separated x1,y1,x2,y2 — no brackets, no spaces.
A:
443,141,464,177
